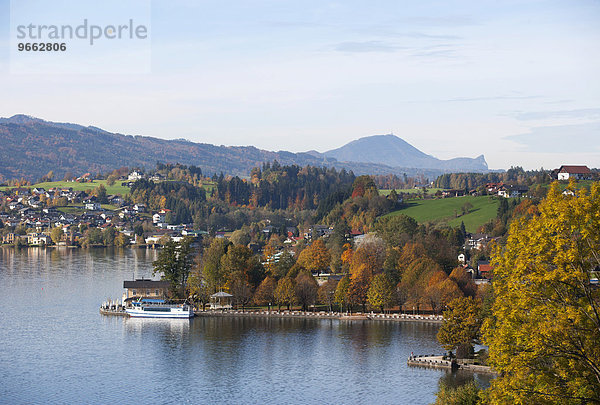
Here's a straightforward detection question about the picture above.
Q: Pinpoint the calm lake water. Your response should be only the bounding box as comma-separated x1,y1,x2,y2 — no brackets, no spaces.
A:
0,248,491,404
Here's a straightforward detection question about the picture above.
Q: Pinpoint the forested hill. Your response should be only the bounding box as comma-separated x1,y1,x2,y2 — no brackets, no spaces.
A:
0,115,487,181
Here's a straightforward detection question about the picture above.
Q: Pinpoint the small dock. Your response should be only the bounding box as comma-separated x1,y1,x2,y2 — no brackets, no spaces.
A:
99,307,128,316
100,299,128,317
407,354,497,374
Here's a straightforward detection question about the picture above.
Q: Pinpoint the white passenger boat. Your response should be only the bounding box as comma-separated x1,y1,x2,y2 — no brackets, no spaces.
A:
125,298,194,318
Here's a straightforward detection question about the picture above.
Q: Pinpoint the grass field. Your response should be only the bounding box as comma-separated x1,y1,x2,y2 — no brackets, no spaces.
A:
380,188,446,196
384,195,501,233
1,179,217,195
0,180,131,195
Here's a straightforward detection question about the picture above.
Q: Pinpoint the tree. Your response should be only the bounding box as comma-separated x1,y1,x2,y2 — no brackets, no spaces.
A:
50,227,63,244
230,228,251,246
114,233,129,247
461,201,473,215
220,245,264,288
367,273,395,313
449,267,476,297
295,271,319,311
318,278,338,312
274,277,295,310
102,227,116,246
374,214,418,247
274,250,295,279
94,184,108,204
334,275,350,312
296,239,331,275
254,276,277,306
350,233,386,277
437,297,482,353
425,271,463,314
434,381,481,405
152,237,194,298
41,170,54,183
348,263,371,312
229,271,253,312
483,182,600,404
202,238,229,292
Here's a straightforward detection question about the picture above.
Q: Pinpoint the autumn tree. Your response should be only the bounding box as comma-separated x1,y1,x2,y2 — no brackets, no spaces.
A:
483,182,600,404
295,271,318,311
254,276,277,306
274,277,295,310
424,270,463,314
229,271,253,312
437,297,482,354
352,233,386,272
334,275,350,312
367,273,395,313
318,278,338,312
448,267,476,297
348,263,371,312
220,245,264,288
296,239,331,275
50,227,63,244
398,256,442,313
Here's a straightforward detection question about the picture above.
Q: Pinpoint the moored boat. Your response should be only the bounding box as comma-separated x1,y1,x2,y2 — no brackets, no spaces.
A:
125,298,194,318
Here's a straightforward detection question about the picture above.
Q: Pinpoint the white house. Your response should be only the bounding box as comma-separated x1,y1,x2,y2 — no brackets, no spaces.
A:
85,202,101,211
557,165,592,181
128,171,143,181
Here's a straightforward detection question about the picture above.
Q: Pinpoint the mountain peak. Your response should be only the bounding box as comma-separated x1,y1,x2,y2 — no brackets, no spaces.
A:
324,134,487,171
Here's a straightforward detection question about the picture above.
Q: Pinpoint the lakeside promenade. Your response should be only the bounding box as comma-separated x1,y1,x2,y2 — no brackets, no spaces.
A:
194,309,444,323
99,303,444,324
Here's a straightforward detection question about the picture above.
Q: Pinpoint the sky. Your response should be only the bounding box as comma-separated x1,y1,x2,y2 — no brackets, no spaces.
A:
0,0,599,170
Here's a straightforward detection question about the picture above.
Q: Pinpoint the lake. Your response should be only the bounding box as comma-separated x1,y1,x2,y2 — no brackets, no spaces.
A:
0,247,491,404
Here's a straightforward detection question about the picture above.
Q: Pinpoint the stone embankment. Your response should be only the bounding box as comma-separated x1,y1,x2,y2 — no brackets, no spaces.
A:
195,310,443,323
407,354,497,374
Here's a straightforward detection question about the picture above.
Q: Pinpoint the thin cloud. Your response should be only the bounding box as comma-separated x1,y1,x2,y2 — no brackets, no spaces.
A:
513,108,600,121
505,122,600,153
333,40,404,53
445,95,542,102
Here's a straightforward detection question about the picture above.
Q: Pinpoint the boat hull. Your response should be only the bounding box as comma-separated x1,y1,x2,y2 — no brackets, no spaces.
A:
126,308,194,319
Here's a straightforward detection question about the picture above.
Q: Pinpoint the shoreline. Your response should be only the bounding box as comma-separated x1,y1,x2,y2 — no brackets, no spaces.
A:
98,307,443,323
194,310,443,323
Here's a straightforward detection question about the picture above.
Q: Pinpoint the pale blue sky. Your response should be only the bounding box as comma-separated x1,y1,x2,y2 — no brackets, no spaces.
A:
1,0,599,170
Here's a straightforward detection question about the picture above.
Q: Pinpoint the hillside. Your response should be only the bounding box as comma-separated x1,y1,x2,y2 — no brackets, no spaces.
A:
0,115,488,182
324,134,488,172
384,195,500,233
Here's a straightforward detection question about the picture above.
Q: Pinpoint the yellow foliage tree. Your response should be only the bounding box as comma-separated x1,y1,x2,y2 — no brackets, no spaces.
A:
296,239,331,275
483,182,600,404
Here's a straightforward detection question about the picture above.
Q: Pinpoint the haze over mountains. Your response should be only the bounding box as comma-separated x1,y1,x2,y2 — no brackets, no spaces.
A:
0,115,488,182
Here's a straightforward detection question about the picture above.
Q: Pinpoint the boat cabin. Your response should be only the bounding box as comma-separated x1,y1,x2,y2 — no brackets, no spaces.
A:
123,279,171,300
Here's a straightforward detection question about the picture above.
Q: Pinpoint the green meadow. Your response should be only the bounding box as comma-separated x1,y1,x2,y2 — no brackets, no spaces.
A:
384,195,501,233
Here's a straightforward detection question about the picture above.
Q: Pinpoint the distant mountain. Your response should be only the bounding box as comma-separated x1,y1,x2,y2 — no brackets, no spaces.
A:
0,115,488,182
323,134,488,172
